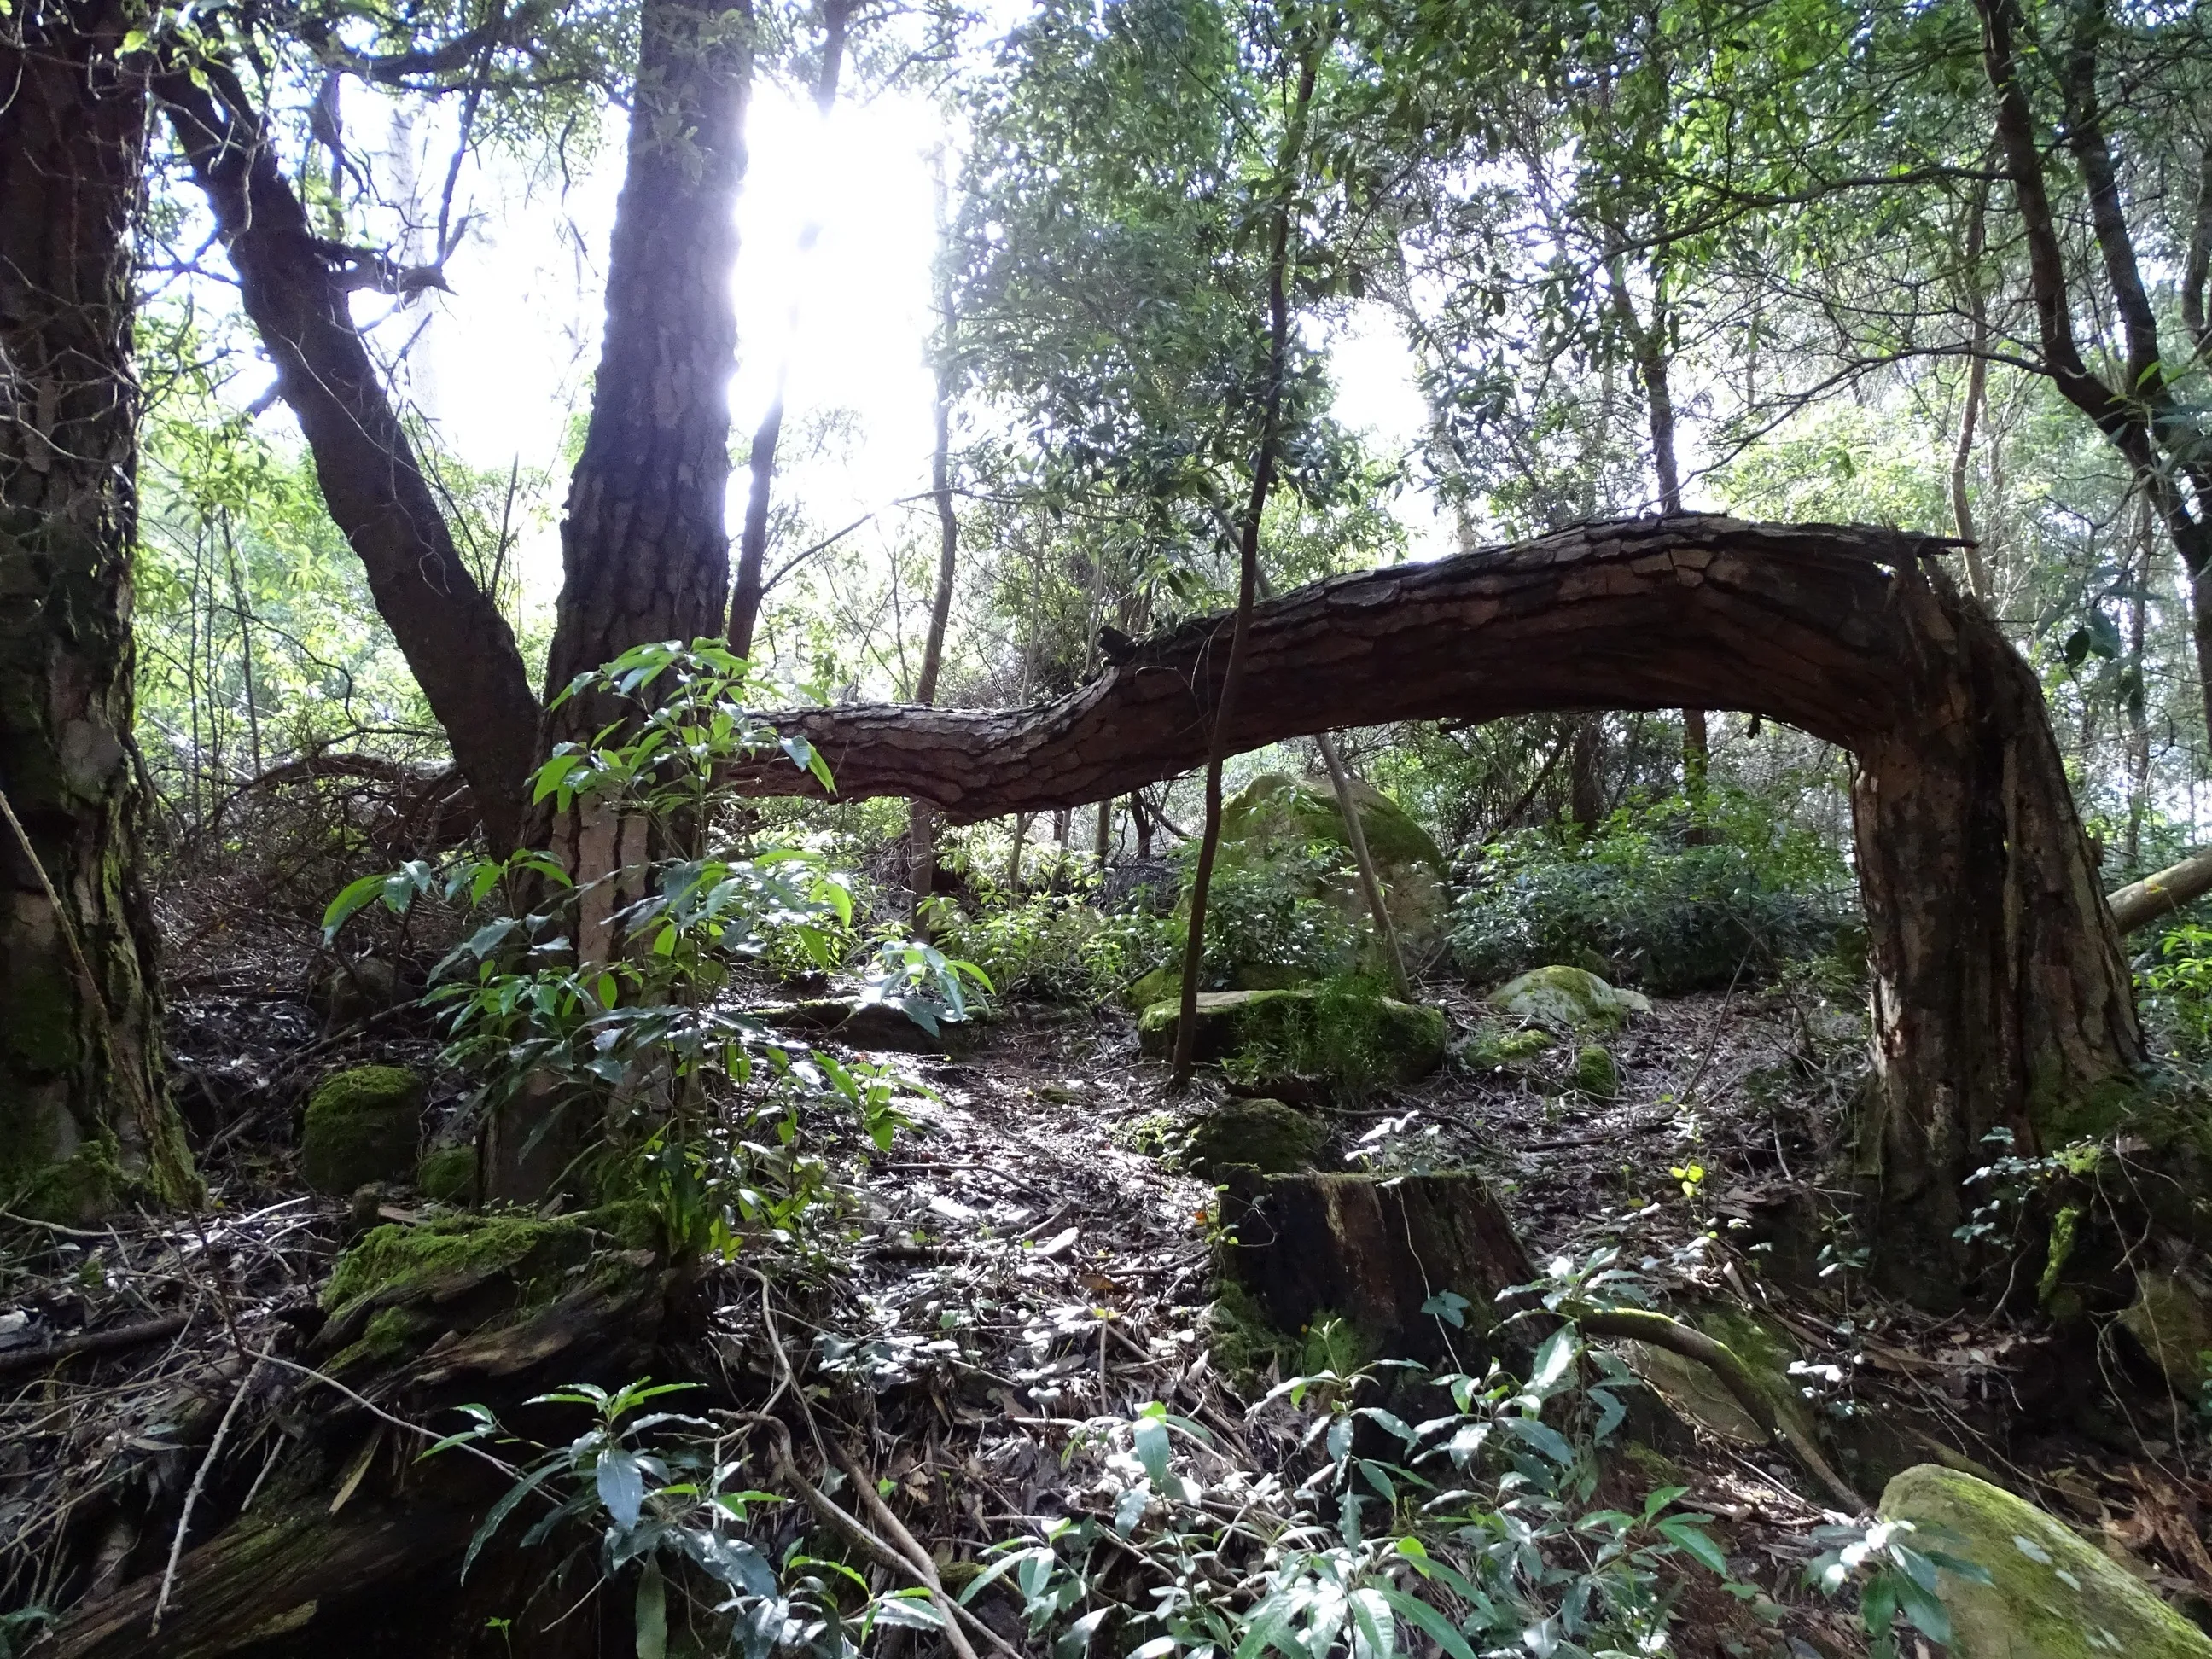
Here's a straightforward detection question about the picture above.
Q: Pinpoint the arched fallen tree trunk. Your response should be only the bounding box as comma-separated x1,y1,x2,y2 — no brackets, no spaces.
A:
734,515,2144,1307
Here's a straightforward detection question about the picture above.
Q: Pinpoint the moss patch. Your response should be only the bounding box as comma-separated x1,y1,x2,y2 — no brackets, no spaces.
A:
1138,987,1447,1089
1463,1024,1554,1070
1184,1099,1325,1179
323,1207,651,1315
1488,966,1651,1032
416,1144,478,1205
1573,1044,1619,1098
2120,1271,2212,1396
301,1066,425,1195
1879,1464,2212,1658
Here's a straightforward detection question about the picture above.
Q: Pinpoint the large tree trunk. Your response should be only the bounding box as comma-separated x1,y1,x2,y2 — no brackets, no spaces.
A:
488,0,752,1202
726,515,2143,1300
0,2,199,1217
154,69,542,851
534,0,753,887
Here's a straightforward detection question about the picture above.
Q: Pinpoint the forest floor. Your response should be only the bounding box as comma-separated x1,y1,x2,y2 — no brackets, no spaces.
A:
9,917,2212,1656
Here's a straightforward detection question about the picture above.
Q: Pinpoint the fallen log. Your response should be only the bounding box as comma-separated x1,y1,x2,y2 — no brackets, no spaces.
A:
727,513,2140,1306
2108,850,2212,935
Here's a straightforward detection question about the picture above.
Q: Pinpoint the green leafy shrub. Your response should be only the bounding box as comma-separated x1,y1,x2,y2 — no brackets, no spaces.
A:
1451,788,1855,993
923,890,1171,1004
323,641,979,1250
2141,921,2212,1057
1190,847,1362,988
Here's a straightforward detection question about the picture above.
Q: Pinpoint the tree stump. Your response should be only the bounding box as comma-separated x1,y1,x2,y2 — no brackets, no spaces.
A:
1220,1170,1534,1371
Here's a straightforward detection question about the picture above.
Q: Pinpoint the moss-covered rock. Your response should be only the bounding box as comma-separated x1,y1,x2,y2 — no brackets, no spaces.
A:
1123,965,1181,1014
416,1143,478,1205
1461,1023,1555,1070
1573,1044,1619,1097
1185,1098,1326,1179
1489,966,1651,1031
1879,1464,2212,1659
1137,988,1447,1086
323,1211,597,1314
300,1066,424,1195
1216,772,1452,967
2120,1270,2212,1396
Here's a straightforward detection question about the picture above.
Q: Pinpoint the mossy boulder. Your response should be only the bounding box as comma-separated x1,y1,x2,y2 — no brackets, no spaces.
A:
416,1143,479,1205
1489,966,1651,1031
1460,1023,1555,1071
317,1203,668,1381
1878,1464,2212,1659
1185,1098,1326,1179
1216,772,1452,967
1123,965,1182,1014
301,1066,425,1195
1573,1044,1619,1098
2119,1270,2212,1396
1137,988,1447,1086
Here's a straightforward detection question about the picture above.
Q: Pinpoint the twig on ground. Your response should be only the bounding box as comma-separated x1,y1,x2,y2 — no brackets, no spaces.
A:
152,1357,265,1631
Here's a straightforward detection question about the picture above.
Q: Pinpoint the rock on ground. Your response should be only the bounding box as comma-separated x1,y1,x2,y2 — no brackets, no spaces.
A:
300,1066,425,1195
1488,965,1652,1031
1878,1463,2212,1659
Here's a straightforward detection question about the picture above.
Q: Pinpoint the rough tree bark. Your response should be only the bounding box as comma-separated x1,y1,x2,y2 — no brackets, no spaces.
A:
535,0,754,895
155,67,542,852
1,2,199,1216
727,515,2143,1301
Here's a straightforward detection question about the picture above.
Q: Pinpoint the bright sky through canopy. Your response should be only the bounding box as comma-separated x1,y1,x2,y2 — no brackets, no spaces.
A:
395,78,1447,612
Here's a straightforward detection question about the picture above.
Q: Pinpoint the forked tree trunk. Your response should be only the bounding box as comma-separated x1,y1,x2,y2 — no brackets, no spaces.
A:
1,1,199,1217
727,515,2142,1303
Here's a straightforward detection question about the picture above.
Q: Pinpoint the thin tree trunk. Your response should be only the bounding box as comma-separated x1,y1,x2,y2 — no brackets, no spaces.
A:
1094,798,1112,867
1569,718,1606,830
1004,813,1028,895
156,68,541,849
725,0,852,660
1,0,198,1214
1952,183,1995,602
2126,506,2151,866
1315,735,1410,997
906,145,961,907
1172,42,1321,1085
222,515,263,777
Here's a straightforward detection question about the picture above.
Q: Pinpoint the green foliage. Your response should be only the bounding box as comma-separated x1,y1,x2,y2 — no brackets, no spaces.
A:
2141,922,2212,1059
429,1380,937,1659
1223,972,1422,1097
1192,846,1362,989
1807,1518,1989,1659
1451,789,1854,994
922,889,1171,1005
323,642,979,1251
963,1252,1745,1659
